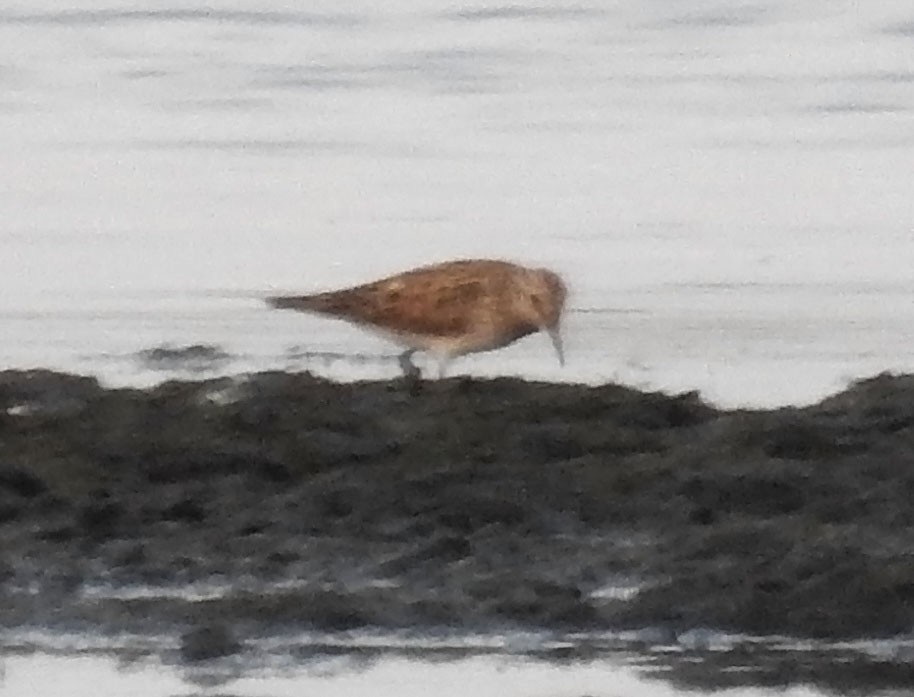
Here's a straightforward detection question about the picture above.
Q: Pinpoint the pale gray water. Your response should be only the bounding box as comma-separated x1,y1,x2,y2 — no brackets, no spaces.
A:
0,652,817,697
4,628,910,697
3,0,914,401
3,0,914,406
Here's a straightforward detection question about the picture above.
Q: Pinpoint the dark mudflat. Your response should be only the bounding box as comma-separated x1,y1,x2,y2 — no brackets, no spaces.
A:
1,368,914,686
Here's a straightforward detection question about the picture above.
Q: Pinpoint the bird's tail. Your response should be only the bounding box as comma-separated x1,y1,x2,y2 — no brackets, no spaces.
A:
266,292,352,315
266,295,314,311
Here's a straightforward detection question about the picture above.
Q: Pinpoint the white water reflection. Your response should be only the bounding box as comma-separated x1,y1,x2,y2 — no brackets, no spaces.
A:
1,652,831,697
4,628,914,696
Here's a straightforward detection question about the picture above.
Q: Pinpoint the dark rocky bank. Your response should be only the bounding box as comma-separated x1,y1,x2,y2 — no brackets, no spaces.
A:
1,368,914,648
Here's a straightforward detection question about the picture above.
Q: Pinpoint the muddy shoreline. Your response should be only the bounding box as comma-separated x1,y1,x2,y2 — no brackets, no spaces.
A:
2,369,914,666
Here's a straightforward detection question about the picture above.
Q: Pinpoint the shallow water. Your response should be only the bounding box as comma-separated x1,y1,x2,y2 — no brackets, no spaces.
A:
3,0,914,406
0,653,817,697
4,629,912,697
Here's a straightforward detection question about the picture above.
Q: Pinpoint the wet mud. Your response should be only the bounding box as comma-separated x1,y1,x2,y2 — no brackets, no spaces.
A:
2,368,914,685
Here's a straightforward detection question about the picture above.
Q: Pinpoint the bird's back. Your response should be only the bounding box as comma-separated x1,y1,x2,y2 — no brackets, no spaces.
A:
267,259,520,338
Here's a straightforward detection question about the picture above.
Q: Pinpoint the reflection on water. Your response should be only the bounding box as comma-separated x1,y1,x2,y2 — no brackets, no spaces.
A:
3,630,914,696
0,651,847,697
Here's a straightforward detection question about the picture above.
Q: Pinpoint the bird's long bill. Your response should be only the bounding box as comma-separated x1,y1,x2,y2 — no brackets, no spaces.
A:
547,326,565,366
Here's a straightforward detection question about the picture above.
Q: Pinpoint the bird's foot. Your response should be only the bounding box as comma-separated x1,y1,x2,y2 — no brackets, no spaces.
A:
398,351,424,395
398,350,421,380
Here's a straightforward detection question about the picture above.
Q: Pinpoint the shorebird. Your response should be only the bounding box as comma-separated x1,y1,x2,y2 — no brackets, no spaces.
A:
266,259,567,378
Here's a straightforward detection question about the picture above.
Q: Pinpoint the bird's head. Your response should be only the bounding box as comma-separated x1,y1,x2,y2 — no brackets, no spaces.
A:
517,267,567,366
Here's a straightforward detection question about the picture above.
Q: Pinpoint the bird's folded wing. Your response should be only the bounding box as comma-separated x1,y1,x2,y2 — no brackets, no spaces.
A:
268,276,490,337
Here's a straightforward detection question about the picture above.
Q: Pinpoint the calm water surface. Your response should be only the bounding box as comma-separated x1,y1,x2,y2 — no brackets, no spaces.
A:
0,653,805,697
3,0,914,405
3,630,902,697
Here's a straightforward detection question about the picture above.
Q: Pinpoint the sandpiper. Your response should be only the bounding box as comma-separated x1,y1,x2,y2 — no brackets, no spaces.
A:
267,259,567,378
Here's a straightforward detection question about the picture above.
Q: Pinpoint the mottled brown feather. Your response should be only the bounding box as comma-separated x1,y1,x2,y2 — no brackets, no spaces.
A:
270,261,517,337
267,259,566,364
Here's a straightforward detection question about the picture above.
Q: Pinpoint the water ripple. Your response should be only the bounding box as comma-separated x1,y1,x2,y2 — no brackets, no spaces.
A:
0,8,362,27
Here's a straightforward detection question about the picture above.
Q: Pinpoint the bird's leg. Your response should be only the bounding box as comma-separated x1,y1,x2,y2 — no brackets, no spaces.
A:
398,349,421,380
436,356,453,380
